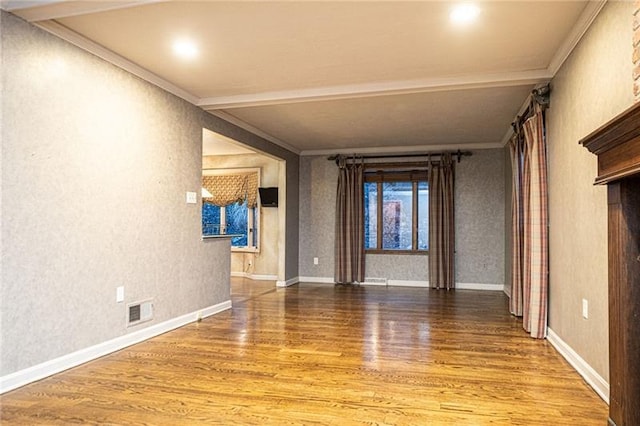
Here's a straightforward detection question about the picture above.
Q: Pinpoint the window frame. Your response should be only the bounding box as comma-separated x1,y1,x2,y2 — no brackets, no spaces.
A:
364,168,428,255
202,167,261,253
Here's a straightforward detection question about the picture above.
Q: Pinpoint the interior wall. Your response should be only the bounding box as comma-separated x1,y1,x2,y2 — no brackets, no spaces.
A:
0,12,227,375
202,153,280,277
299,149,505,286
546,0,633,382
455,149,505,285
0,11,298,377
299,156,337,278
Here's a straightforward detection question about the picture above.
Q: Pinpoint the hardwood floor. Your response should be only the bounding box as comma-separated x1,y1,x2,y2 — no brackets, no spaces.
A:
0,281,608,425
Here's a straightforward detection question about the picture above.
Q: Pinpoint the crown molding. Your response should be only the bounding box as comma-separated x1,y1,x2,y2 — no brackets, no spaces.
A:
34,20,199,105
31,19,300,155
499,0,605,149
547,0,607,76
500,128,514,148
198,70,550,110
499,92,536,146
2,0,163,22
207,110,301,155
300,142,503,157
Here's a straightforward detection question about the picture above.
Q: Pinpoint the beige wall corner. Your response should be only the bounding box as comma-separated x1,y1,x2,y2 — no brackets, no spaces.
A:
546,0,634,383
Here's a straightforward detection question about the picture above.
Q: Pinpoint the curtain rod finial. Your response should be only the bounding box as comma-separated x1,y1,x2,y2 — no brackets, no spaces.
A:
532,84,551,108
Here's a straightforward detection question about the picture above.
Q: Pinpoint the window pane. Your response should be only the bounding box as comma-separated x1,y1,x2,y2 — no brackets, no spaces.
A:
364,182,377,249
226,201,248,247
202,203,222,236
418,181,429,250
382,182,413,250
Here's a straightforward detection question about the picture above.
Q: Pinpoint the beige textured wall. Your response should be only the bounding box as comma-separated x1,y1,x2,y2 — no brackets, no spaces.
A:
455,149,505,285
0,12,231,375
202,154,281,277
299,150,505,285
0,11,299,376
546,1,633,382
299,156,337,278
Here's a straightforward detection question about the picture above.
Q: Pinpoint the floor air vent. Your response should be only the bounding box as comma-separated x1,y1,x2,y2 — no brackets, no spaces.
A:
362,277,388,286
127,299,153,327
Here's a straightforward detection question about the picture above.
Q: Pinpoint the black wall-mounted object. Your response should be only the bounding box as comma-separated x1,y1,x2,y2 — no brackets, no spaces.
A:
258,187,278,207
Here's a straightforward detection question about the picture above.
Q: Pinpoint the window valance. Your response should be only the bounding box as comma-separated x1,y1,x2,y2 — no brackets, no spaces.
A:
202,172,258,208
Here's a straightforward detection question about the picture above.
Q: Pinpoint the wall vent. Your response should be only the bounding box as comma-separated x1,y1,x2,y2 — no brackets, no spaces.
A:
362,277,388,286
127,299,153,327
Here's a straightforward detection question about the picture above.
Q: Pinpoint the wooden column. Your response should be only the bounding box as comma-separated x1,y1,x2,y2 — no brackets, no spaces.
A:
581,103,640,426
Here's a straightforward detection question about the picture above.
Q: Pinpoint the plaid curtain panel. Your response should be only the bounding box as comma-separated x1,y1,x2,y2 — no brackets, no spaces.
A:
334,163,365,284
428,153,455,290
509,133,525,317
510,104,549,339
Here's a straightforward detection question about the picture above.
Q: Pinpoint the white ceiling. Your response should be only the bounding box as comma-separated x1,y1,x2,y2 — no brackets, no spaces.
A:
4,0,605,155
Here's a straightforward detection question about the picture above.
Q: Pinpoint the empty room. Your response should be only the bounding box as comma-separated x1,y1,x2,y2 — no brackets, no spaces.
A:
1,1,638,425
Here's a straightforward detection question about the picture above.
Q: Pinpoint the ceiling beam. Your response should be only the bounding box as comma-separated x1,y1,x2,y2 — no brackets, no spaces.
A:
301,142,504,157
2,0,164,22
208,111,302,155
198,70,550,110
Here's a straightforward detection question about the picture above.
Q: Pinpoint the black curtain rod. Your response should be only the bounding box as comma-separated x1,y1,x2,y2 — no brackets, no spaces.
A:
327,150,472,164
512,84,551,132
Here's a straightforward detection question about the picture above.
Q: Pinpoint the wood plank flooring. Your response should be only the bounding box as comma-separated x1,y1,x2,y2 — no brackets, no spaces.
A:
0,280,608,425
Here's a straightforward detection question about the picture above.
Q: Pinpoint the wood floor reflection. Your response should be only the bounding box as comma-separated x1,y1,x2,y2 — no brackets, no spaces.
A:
0,281,608,425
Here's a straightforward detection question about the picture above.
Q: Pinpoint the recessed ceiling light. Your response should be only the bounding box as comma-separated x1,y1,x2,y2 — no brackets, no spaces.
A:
172,39,199,60
450,3,480,25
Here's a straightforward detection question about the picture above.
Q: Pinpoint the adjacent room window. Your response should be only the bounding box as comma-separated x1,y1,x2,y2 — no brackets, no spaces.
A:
202,201,257,248
202,169,259,251
364,170,428,253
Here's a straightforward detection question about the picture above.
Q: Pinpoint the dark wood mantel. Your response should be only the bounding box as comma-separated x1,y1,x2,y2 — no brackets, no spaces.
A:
581,102,640,184
580,102,640,426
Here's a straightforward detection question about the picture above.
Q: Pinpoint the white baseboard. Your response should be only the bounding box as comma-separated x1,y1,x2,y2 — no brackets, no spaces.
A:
251,274,277,281
456,282,504,291
0,300,232,394
547,328,609,404
231,272,277,281
231,271,249,278
362,281,389,286
299,276,335,283
503,285,512,298
295,277,503,290
276,276,299,287
387,279,428,287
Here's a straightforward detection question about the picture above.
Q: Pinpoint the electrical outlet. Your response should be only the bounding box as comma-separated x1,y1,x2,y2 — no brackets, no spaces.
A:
313,257,319,265
186,191,197,204
582,299,588,319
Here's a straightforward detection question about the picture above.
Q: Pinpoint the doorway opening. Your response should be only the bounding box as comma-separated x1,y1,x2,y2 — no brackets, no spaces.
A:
201,128,287,283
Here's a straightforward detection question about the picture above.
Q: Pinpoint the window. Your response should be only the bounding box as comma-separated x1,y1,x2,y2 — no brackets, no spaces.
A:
202,201,258,249
201,168,260,252
364,170,428,253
